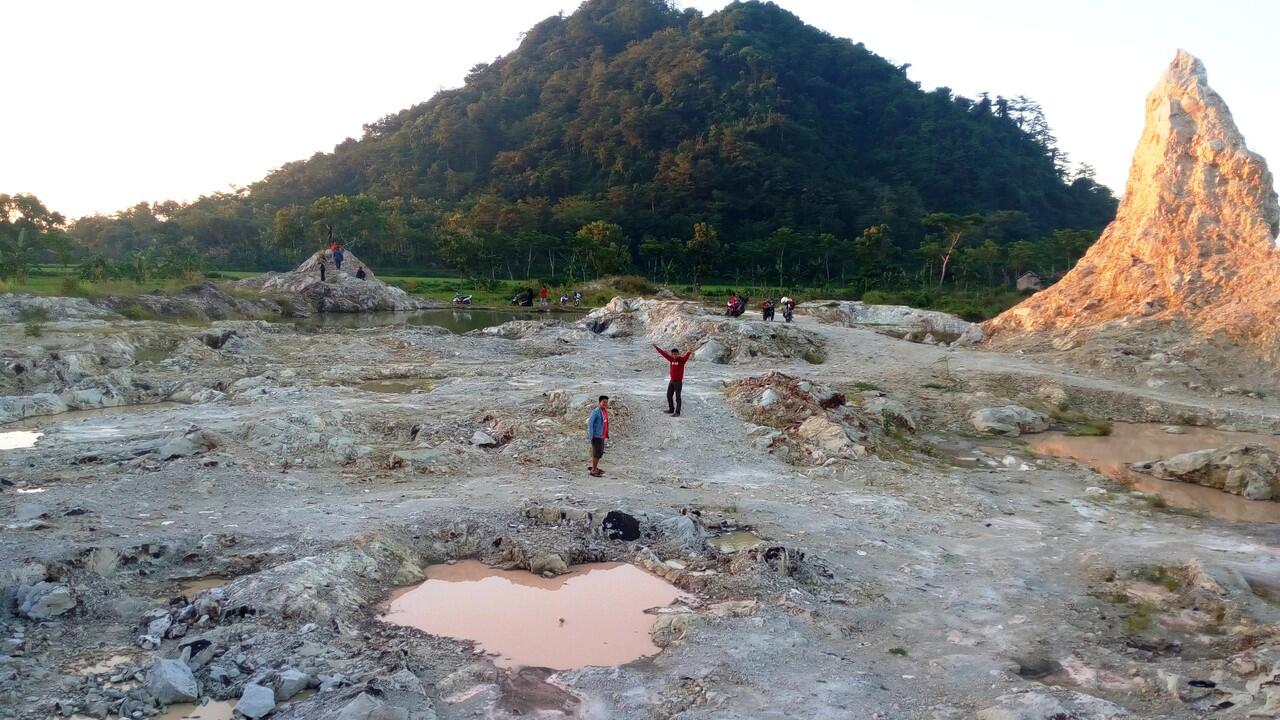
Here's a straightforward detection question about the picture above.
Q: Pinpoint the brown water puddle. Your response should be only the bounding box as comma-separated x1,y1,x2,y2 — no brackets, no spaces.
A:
75,654,134,675
711,531,762,553
178,576,226,595
1025,423,1280,523
154,700,234,720
381,561,686,670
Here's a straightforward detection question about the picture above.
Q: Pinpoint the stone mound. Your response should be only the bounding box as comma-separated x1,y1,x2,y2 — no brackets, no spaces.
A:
581,297,825,364
984,51,1280,388
725,371,875,464
235,249,428,313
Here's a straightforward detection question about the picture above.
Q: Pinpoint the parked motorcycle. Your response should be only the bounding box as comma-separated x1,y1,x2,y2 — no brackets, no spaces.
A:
452,293,472,305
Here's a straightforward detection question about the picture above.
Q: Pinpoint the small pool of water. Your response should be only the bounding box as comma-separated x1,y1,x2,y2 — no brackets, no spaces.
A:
287,309,555,333
711,531,762,553
0,430,41,450
178,576,227,595
360,379,433,394
154,700,234,720
1025,423,1280,523
381,561,686,670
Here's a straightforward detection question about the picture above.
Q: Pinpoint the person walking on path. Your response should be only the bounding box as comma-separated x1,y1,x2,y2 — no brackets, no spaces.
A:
587,395,609,477
654,345,692,416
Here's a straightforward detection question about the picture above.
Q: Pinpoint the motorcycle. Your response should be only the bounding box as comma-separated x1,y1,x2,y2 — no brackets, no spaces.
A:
452,293,472,305
511,292,534,307
782,304,794,323
725,296,747,318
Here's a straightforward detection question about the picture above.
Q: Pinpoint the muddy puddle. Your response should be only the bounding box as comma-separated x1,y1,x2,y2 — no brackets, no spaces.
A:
0,430,41,450
1025,423,1280,523
382,561,686,670
154,700,235,720
711,531,762,553
287,309,553,333
177,576,226,595
360,378,433,394
6,402,183,432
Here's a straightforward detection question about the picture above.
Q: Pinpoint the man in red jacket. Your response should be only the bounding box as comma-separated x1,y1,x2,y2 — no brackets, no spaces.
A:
653,345,692,416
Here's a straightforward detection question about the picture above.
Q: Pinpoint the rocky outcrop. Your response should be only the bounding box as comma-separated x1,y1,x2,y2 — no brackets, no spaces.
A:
985,51,1280,386
235,250,429,314
725,372,880,464
800,300,973,342
0,294,120,323
96,282,291,320
582,297,825,364
1131,444,1280,500
970,405,1050,437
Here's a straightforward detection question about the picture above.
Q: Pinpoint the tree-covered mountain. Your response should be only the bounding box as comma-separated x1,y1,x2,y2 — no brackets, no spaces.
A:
62,0,1116,288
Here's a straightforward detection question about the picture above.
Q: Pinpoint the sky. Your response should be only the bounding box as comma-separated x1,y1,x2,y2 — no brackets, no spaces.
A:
2,0,1276,219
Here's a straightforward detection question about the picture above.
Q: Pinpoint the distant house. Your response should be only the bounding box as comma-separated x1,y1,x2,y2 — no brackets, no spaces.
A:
1016,271,1043,292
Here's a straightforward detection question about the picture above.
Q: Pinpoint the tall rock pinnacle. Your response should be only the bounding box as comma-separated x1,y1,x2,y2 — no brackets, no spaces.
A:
985,50,1280,357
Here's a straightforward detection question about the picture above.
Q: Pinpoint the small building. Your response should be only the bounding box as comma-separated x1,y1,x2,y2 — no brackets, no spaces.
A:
1016,271,1043,292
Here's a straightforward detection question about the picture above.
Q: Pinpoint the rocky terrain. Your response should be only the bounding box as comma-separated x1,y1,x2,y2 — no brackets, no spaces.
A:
984,51,1280,393
2,291,1280,720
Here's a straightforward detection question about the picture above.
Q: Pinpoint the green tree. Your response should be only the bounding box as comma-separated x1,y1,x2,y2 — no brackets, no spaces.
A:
684,222,720,287
309,194,385,250
0,228,41,284
572,221,631,279
640,236,684,284
923,212,984,287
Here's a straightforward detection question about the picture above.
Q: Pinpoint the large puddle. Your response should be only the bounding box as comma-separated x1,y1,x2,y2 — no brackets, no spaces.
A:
1025,423,1280,522
287,309,552,333
154,700,234,720
381,561,686,670
0,430,42,450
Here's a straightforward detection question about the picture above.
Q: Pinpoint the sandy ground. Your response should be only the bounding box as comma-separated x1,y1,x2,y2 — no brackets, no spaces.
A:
2,307,1279,719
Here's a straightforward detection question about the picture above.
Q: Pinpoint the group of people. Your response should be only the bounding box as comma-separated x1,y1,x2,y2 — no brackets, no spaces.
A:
513,286,582,307
726,293,795,322
316,243,367,282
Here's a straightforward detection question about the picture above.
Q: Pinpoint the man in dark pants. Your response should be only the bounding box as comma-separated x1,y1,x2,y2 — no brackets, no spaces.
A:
587,395,609,477
653,345,692,416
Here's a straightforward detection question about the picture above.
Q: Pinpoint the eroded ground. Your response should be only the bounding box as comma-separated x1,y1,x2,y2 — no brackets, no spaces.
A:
2,302,1279,719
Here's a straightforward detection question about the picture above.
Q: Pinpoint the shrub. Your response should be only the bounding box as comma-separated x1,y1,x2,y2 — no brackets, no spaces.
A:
17,306,51,323
24,322,43,337
59,276,83,296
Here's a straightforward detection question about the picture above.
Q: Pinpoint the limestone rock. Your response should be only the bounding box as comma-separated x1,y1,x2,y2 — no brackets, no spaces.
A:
1131,444,1280,500
977,690,1129,720
985,51,1280,383
235,250,428,314
970,405,1050,437
862,394,917,432
17,582,76,620
800,300,973,339
145,658,199,704
581,297,825,364
529,553,568,575
335,693,409,720
236,683,275,719
276,669,310,701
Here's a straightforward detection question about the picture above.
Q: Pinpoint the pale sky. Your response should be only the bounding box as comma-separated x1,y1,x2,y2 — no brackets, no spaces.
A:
2,0,1276,219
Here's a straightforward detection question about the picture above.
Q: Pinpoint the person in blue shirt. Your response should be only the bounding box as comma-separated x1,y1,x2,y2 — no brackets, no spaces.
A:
587,395,609,477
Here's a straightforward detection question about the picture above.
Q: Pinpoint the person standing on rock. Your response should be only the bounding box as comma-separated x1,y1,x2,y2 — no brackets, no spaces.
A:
355,265,367,280
588,395,609,477
334,245,345,271
319,259,326,282
653,345,692,416
540,285,549,307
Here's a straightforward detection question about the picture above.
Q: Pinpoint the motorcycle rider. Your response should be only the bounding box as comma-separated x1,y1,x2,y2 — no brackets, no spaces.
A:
761,298,775,321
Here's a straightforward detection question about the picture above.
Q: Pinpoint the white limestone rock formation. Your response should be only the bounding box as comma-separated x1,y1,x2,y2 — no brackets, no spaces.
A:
985,51,1280,386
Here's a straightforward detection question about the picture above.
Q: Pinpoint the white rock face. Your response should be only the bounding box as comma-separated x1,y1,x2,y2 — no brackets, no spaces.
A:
799,300,973,339
970,405,1050,437
235,250,428,313
986,51,1280,361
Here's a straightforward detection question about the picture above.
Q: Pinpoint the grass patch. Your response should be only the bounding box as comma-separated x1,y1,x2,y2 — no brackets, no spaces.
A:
849,381,881,392
1138,565,1182,592
23,322,43,337
1052,403,1113,437
803,350,826,365
17,306,51,323
118,303,158,321
888,647,908,657
1122,601,1157,635
1067,420,1113,437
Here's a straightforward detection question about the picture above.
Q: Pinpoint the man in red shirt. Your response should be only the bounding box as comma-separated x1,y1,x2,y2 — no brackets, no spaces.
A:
539,285,549,306
653,345,692,416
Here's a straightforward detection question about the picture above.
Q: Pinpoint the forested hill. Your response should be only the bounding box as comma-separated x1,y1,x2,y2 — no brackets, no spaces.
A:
67,0,1117,286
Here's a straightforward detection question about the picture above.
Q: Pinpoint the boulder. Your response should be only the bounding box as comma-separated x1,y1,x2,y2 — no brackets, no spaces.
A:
470,430,498,448
17,582,75,620
862,394,917,432
0,293,120,322
335,693,409,720
1130,444,1280,500
0,392,68,424
276,669,310,702
155,427,221,460
236,683,275,719
581,297,825,364
970,405,1050,437
529,553,568,575
145,658,199,704
235,251,427,314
